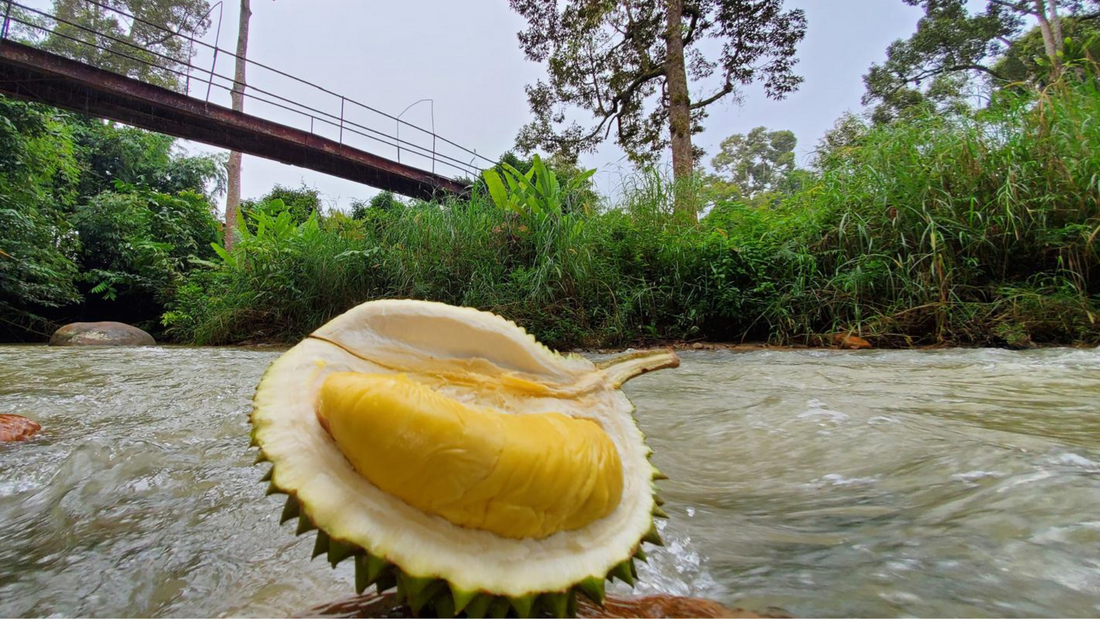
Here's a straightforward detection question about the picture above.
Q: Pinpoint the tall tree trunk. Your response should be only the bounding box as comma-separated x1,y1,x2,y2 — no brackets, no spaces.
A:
1048,0,1065,54
664,0,695,219
224,0,251,250
1033,0,1062,74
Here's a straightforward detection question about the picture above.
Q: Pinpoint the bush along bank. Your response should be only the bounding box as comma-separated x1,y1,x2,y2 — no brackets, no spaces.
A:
163,80,1100,350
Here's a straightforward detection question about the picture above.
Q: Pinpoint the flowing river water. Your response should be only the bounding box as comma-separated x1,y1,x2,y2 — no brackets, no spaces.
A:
1,345,1099,617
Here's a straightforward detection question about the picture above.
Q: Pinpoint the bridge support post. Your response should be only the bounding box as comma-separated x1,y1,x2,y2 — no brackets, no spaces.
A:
2,0,12,40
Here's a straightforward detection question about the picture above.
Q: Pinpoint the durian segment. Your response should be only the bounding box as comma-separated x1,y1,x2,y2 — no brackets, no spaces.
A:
252,301,678,600
318,372,624,539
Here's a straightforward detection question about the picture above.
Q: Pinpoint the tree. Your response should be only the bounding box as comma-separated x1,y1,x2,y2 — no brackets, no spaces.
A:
710,127,797,198
863,0,1100,123
812,112,870,169
224,0,251,250
20,0,212,91
509,0,806,215
993,14,1100,84
0,97,81,336
71,119,226,200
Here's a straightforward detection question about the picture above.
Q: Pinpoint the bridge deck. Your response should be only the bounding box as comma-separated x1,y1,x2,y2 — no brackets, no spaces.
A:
0,40,469,200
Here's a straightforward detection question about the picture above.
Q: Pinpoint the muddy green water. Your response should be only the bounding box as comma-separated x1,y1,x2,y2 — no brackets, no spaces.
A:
1,346,1099,617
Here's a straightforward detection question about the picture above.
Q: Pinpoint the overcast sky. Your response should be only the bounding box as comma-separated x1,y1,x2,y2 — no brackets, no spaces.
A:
178,0,932,210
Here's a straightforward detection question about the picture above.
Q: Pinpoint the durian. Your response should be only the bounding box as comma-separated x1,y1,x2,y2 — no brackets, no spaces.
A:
250,300,678,617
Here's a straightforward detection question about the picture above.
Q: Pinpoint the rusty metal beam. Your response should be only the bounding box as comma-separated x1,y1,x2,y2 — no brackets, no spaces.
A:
0,40,470,200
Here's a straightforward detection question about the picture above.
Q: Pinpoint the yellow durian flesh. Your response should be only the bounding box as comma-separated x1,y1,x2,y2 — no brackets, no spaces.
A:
317,372,623,540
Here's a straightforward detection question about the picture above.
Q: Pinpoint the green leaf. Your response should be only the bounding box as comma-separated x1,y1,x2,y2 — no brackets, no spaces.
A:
482,169,510,211
210,242,231,264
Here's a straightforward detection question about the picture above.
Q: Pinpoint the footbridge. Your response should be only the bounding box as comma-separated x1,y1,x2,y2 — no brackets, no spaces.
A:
0,0,487,200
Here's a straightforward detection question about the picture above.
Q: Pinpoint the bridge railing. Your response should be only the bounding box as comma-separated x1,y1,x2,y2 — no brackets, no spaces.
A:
0,0,495,181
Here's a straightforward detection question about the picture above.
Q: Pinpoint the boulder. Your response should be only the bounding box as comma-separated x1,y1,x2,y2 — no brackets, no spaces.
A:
0,414,41,443
49,322,155,347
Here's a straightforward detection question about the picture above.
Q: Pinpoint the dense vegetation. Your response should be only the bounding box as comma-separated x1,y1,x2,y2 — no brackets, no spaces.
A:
0,97,224,340
154,77,1097,349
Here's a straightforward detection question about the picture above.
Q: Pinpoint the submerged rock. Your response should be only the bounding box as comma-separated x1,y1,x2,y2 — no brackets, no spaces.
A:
49,322,155,347
307,591,776,618
0,414,41,443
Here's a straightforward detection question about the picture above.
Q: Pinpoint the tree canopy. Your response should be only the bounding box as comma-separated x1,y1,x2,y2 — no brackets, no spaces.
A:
16,0,213,91
710,127,797,198
863,0,1100,123
509,0,806,210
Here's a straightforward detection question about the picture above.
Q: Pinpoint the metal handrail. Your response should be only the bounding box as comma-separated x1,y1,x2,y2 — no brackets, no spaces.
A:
1,0,495,179
74,0,496,166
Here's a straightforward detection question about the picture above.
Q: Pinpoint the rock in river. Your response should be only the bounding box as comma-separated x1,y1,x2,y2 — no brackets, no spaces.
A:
49,322,155,347
0,415,41,443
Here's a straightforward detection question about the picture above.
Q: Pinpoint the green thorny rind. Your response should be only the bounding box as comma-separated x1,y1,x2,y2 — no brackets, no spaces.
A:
261,494,665,617
256,440,667,617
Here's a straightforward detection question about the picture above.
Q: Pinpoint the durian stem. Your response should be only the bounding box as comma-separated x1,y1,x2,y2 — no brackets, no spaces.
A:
597,350,680,387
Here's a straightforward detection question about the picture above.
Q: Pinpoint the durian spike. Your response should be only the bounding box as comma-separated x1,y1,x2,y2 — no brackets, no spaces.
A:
279,496,300,524
642,523,664,547
433,594,456,618
463,594,493,618
653,505,669,519
327,538,355,567
312,530,330,559
354,552,391,594
539,591,571,618
487,597,511,619
448,584,478,616
510,593,538,618
574,576,606,606
610,560,634,586
260,467,272,482
295,513,316,536
634,546,648,562
400,575,442,616
373,572,397,594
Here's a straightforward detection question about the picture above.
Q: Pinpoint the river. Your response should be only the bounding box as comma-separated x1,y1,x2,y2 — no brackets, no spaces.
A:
1,346,1098,617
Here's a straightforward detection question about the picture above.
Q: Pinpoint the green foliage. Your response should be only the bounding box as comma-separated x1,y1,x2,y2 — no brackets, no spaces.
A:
240,184,323,229
13,0,214,92
0,96,222,339
994,17,1100,86
482,155,596,221
710,127,798,198
164,204,387,344
71,186,218,329
169,78,1100,349
863,0,1099,123
510,0,806,164
72,119,227,200
0,98,81,337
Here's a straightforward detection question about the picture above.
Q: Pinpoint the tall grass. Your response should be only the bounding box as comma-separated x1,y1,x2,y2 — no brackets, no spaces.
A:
166,79,1100,348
